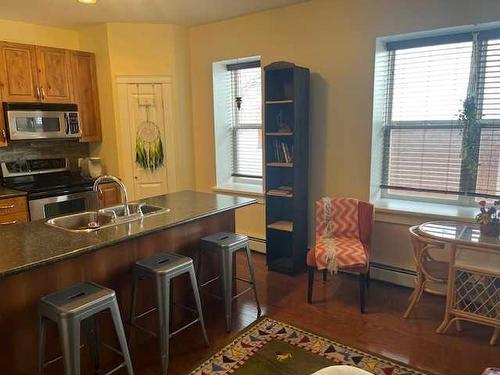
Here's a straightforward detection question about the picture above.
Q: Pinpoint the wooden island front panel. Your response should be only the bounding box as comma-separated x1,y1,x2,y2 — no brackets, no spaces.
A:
0,209,234,374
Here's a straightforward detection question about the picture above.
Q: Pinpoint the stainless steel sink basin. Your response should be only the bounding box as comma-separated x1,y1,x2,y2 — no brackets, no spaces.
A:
99,203,169,221
46,203,169,232
46,211,115,232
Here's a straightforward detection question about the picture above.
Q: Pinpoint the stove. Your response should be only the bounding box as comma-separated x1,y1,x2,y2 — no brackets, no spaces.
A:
1,158,98,220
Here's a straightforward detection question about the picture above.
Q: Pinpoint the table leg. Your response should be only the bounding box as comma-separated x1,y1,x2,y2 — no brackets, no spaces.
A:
436,243,456,334
490,328,499,346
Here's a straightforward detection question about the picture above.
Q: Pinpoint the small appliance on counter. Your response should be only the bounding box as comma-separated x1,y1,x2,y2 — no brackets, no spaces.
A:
3,102,80,140
80,157,103,179
1,158,97,220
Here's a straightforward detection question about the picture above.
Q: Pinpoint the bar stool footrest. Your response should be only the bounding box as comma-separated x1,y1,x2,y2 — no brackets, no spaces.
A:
232,286,253,300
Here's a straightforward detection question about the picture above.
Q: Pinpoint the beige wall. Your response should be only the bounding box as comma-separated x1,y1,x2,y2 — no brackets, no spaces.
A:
0,19,78,49
189,0,500,257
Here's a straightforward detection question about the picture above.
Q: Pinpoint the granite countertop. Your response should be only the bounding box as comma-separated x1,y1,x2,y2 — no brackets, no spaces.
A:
0,186,26,199
0,190,256,278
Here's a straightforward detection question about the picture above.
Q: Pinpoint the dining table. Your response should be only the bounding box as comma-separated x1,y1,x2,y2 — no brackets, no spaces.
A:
418,220,499,345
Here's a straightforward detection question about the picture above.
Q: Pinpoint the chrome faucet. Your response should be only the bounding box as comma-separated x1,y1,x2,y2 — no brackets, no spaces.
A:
93,175,130,216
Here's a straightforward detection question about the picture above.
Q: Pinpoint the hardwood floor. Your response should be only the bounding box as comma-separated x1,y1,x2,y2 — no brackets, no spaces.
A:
123,252,497,375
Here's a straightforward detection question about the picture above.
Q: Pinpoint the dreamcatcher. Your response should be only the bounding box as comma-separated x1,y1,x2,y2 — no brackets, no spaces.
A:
135,84,164,173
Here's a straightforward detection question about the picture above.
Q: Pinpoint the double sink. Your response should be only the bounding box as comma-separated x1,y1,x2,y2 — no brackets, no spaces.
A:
46,203,169,233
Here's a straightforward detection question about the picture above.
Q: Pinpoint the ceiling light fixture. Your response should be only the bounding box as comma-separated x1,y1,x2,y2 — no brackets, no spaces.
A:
78,0,97,4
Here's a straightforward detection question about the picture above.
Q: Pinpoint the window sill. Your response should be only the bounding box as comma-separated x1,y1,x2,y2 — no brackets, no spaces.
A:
373,198,477,225
212,180,264,202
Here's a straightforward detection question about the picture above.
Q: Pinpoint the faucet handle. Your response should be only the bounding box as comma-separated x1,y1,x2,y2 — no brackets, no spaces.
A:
136,202,146,216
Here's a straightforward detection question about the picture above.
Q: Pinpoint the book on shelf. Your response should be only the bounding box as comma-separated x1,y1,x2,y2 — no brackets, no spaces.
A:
272,140,294,163
267,186,293,197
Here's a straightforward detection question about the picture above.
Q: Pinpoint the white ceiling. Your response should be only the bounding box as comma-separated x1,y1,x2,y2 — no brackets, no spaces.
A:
0,0,309,27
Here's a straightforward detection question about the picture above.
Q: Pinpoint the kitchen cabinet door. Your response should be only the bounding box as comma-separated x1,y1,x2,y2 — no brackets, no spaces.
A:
71,51,102,142
0,42,39,102
36,46,73,103
0,83,7,147
98,183,122,208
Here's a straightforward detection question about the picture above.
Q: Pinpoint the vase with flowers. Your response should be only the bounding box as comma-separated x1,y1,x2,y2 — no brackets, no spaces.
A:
476,200,500,237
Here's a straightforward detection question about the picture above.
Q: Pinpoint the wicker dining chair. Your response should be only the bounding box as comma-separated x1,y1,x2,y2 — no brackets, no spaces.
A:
404,225,449,318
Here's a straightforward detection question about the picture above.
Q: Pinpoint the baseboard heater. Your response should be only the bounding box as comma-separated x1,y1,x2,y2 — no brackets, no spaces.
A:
248,236,266,254
370,262,416,289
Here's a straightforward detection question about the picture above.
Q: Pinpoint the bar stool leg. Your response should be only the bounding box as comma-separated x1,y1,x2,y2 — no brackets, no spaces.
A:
129,272,139,340
58,318,81,375
38,314,47,375
85,316,101,373
221,250,233,332
244,245,261,317
109,301,134,375
188,267,209,347
156,277,171,375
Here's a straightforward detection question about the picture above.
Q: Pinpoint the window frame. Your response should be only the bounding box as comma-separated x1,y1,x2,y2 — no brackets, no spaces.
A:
380,31,500,205
227,61,263,179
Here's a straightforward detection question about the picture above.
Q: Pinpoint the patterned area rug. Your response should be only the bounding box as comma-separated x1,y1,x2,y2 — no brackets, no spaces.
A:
190,318,430,375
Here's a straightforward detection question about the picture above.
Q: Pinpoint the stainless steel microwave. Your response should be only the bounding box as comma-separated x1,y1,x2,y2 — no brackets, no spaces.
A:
4,103,81,140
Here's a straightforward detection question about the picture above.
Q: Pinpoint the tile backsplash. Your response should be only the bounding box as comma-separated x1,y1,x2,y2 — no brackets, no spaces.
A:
0,140,89,173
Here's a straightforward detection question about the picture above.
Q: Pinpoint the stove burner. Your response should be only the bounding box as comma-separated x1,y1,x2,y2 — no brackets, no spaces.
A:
1,158,95,200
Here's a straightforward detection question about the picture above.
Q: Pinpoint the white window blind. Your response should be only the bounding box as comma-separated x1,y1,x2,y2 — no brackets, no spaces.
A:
381,30,500,200
228,63,263,178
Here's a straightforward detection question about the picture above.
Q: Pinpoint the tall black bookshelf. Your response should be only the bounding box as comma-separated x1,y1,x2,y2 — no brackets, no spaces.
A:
264,61,309,274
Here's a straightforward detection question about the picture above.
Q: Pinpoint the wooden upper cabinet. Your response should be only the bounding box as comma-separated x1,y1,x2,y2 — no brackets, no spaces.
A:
0,42,39,102
0,92,6,147
70,51,102,142
36,47,73,103
0,41,102,144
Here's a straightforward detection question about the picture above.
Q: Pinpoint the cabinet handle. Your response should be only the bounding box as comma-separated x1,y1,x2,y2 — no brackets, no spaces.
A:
0,204,14,210
41,87,46,100
36,86,41,100
0,220,17,225
1,129,6,141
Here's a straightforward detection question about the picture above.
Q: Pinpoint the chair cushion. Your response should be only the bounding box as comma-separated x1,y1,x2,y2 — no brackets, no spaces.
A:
310,237,367,270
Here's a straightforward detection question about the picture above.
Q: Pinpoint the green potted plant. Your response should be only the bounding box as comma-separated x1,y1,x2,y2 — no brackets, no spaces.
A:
460,95,480,192
476,200,500,237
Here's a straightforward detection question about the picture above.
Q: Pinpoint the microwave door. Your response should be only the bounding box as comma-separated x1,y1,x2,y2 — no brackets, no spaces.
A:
7,111,65,140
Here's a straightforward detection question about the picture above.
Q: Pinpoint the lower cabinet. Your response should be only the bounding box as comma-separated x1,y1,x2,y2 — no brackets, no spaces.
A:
97,182,122,208
0,196,29,225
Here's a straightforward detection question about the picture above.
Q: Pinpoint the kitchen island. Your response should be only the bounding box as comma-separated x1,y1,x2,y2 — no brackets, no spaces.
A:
0,190,256,374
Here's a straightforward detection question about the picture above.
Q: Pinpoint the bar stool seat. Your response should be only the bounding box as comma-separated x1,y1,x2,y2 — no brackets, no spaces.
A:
38,281,133,375
199,232,261,332
130,252,209,375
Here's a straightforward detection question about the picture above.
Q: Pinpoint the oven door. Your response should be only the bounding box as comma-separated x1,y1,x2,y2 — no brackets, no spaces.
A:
29,191,98,221
7,110,67,140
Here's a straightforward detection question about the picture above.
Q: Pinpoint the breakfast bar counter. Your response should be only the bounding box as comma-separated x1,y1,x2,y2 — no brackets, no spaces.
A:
0,190,255,374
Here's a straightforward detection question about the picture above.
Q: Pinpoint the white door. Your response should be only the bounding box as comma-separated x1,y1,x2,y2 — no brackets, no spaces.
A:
117,80,174,200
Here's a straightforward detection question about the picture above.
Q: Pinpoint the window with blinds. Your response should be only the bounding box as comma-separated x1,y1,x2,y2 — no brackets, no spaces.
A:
227,62,263,178
380,30,500,201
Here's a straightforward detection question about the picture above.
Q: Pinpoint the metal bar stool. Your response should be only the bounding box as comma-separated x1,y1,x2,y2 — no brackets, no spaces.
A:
199,232,261,332
129,252,209,375
38,281,133,375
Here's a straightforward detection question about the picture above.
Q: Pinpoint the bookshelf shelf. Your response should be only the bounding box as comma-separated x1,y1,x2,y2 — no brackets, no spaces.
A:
266,192,293,198
267,220,294,232
265,99,294,104
267,162,293,168
266,132,293,136
265,61,309,275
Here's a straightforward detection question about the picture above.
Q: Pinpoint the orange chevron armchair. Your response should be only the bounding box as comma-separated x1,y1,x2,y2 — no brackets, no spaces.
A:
307,197,374,313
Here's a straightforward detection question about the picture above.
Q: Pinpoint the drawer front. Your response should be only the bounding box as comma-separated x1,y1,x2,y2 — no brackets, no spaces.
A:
0,211,29,226
0,196,28,216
